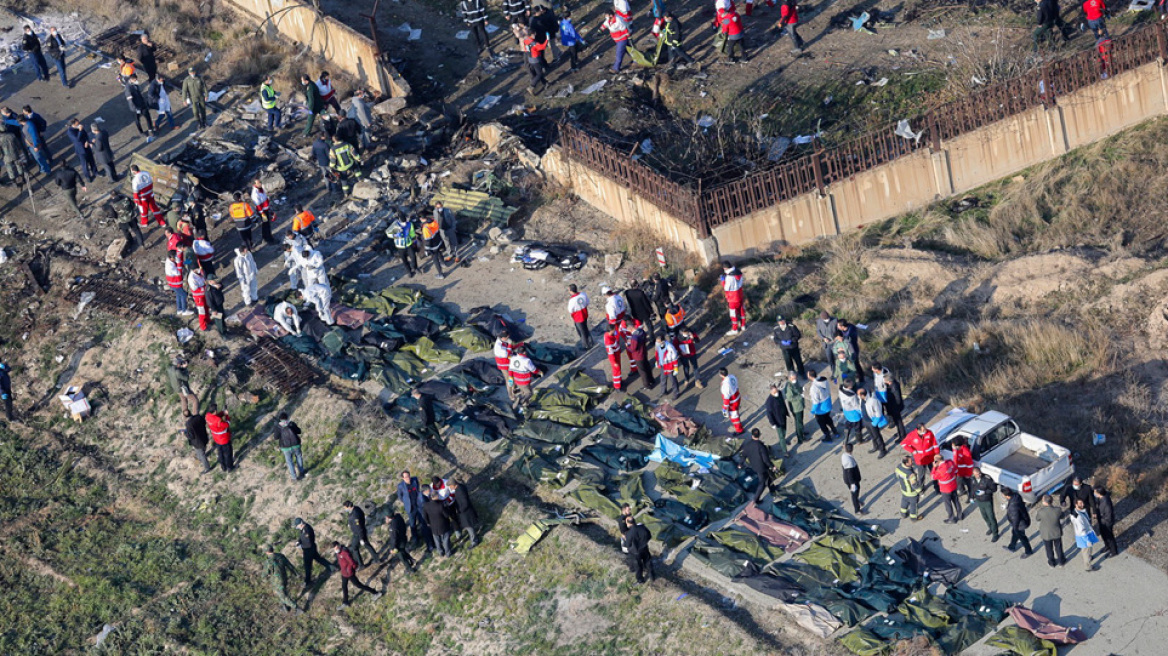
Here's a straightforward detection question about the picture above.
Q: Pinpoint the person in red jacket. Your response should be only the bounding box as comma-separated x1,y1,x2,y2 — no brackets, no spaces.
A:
508,344,539,407
655,335,681,400
720,261,746,335
743,0,775,17
625,321,654,390
900,423,938,492
714,1,746,63
602,12,631,72
1083,0,1109,39
493,335,514,389
520,26,548,95
604,324,624,391
777,0,805,51
674,327,703,388
188,269,208,331
931,455,961,524
952,435,975,502
205,406,235,472
332,541,382,608
567,284,593,348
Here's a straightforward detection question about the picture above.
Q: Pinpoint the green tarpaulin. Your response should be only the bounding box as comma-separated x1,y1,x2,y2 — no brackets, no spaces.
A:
448,326,493,352
447,413,498,443
863,615,933,642
838,628,887,656
380,286,425,307
809,590,877,627
527,341,579,366
617,472,651,509
531,389,590,412
768,561,847,592
936,614,995,654
983,626,1057,656
604,402,658,436
794,544,861,584
567,484,623,520
402,336,464,364
513,420,589,445
640,513,692,549
710,527,786,564
581,443,648,472
527,405,598,427
689,539,753,578
813,532,877,562
652,498,707,531
557,367,612,400
943,586,1010,623
516,447,560,484
409,300,460,328
385,351,430,378
896,587,957,631
321,328,348,357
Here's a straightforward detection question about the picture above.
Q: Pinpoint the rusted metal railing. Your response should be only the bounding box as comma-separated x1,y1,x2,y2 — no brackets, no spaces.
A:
560,21,1168,233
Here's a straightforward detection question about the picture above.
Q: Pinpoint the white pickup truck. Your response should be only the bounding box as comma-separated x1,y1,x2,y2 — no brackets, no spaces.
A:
932,410,1075,504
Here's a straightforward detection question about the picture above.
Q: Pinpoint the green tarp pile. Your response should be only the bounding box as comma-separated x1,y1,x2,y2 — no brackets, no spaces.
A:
567,483,624,520
689,538,755,578
402,336,463,364
710,526,786,564
448,326,493,352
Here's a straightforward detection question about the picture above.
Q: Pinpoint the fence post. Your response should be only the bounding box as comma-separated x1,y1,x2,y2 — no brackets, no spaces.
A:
1041,62,1055,107
1158,22,1168,63
928,111,941,152
696,179,709,238
811,139,826,196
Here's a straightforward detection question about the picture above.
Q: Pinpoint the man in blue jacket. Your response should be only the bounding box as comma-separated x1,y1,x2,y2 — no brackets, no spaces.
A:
397,469,433,551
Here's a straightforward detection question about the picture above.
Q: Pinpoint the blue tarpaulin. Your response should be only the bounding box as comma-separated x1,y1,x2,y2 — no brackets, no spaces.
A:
648,434,719,469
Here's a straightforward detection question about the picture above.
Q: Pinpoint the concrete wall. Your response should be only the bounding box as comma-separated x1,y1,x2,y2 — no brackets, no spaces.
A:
223,0,410,98
554,60,1168,259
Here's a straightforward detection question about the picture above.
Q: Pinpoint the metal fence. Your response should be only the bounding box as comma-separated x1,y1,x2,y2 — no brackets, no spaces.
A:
560,22,1168,237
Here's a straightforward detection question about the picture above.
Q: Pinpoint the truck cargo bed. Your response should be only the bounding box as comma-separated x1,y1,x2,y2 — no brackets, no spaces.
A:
990,448,1050,476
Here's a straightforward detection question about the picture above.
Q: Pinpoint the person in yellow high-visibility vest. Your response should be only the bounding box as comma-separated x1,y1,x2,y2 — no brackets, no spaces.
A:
328,134,362,196
259,76,281,132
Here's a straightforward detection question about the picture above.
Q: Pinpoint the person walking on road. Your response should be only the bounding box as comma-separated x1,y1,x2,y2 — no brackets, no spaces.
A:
1003,487,1033,557
972,468,1000,542
433,201,460,263
764,383,789,457
66,119,96,182
90,123,118,181
275,413,305,481
841,443,864,515
782,370,806,446
655,335,681,401
21,26,51,82
343,500,381,568
182,68,209,129
738,428,775,504
293,518,336,587
896,455,923,521
233,246,259,307
460,0,495,58
1035,494,1067,568
871,364,907,440
123,74,156,142
604,324,625,391
1094,487,1119,558
772,316,806,378
807,369,838,442
931,455,961,524
567,284,593,348
301,74,324,137
333,541,382,608
815,311,836,365
1070,498,1100,571
720,368,744,435
858,387,887,457
263,545,300,613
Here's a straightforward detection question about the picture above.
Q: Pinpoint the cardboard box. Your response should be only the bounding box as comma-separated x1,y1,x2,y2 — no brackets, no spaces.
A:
57,385,91,422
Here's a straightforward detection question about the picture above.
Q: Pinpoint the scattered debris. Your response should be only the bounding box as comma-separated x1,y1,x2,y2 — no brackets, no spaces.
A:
895,119,922,143
431,186,518,224
476,95,503,111
928,28,947,40
697,116,716,128
581,80,608,95
605,252,624,274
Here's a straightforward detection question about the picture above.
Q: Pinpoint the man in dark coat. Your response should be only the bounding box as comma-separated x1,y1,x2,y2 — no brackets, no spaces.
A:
184,410,211,473
738,428,775,503
294,517,336,586
772,316,806,378
382,512,417,582
21,26,50,82
343,500,381,568
396,470,432,550
204,277,227,336
137,33,158,80
275,412,305,480
835,318,863,384
449,480,479,547
624,282,657,344
841,443,864,514
90,123,118,181
0,128,25,186
972,467,1000,542
66,118,96,181
301,73,324,136
1059,476,1096,522
1035,494,1067,568
1033,0,1069,49
623,515,654,583
764,383,790,457
422,486,453,557
1093,487,1118,558
123,74,156,140
53,163,86,220
648,272,674,317
1003,487,1033,557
